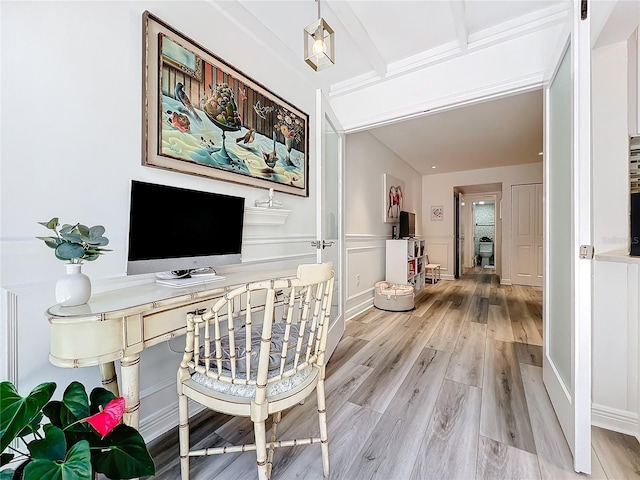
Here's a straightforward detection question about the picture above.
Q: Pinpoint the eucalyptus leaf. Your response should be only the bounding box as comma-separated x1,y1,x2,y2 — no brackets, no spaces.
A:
0,382,56,452
55,243,85,261
37,218,59,230
76,225,90,238
60,233,83,244
88,226,105,239
35,237,61,249
58,224,76,235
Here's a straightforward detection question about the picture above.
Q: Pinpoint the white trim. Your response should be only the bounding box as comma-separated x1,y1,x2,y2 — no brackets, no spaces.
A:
346,245,384,253
342,77,544,133
345,234,389,241
347,286,375,302
140,376,176,400
242,235,316,245
591,404,639,440
140,398,206,443
500,278,513,285
1,288,19,387
346,297,375,321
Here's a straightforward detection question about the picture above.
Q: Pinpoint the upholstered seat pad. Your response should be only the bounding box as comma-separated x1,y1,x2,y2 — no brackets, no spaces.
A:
192,323,313,398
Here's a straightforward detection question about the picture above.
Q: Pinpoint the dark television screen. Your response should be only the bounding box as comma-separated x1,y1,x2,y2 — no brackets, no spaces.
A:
127,181,244,274
399,211,416,238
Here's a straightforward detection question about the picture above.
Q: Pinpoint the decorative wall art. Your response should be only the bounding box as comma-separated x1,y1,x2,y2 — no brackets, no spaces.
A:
383,174,405,223
431,206,444,221
142,12,309,196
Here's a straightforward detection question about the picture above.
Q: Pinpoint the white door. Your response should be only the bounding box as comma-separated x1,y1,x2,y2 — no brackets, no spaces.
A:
543,0,592,473
512,184,543,287
315,89,345,359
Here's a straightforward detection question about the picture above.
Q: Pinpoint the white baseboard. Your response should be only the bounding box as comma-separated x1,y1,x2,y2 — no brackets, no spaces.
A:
346,298,374,321
500,278,513,285
592,403,639,440
140,398,206,443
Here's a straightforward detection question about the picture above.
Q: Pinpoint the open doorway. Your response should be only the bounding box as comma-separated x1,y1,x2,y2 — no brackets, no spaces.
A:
454,183,502,278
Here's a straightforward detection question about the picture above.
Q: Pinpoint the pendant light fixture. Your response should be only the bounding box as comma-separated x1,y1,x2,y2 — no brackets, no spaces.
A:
304,0,335,71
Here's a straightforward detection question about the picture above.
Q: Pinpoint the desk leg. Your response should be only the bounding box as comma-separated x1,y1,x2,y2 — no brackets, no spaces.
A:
99,362,120,397
120,354,141,429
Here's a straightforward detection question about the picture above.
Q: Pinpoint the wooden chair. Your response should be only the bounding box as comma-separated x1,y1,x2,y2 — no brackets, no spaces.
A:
177,262,335,480
425,255,441,284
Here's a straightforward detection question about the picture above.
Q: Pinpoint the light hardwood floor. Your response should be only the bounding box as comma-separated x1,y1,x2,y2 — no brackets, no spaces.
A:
146,273,640,479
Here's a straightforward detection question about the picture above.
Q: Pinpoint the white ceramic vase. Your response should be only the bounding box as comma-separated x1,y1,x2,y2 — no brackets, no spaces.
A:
55,263,91,306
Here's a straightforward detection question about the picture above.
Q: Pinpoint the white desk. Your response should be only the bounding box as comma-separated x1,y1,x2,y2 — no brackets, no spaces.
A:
47,268,295,428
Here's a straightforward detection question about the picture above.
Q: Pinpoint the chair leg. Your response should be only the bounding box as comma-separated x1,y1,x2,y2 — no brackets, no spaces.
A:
316,379,330,478
178,392,190,480
267,412,281,479
254,420,269,480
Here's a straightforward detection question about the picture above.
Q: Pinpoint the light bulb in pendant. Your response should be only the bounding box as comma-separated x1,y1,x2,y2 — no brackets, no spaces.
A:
313,26,326,57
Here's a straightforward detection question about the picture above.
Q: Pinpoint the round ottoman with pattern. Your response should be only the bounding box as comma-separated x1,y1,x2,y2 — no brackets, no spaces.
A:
374,281,415,312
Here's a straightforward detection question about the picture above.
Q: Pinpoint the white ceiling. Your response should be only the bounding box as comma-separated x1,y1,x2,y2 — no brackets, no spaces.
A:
228,1,571,173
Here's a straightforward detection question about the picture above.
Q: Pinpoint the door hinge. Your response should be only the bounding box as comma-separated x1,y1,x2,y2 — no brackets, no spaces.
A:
579,245,594,259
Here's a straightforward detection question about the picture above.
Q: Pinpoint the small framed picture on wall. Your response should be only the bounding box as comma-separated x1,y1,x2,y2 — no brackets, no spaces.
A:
431,206,443,221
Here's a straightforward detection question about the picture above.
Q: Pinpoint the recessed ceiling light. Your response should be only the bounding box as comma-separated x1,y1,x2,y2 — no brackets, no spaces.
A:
431,166,436,169
461,202,465,206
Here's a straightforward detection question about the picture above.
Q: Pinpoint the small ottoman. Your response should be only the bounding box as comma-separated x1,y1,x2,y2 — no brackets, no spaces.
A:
374,281,415,312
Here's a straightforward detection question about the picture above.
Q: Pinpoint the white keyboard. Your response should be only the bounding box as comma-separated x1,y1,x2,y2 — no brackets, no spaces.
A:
156,275,226,288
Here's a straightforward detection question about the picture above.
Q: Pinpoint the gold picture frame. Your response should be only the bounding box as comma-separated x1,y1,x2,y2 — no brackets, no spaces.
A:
142,11,309,196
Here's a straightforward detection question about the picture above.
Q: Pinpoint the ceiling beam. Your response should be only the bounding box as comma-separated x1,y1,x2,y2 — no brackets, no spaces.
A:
325,0,387,79
450,1,469,51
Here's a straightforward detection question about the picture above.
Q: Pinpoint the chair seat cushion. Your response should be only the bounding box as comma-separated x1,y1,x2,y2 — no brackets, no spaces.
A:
191,323,313,398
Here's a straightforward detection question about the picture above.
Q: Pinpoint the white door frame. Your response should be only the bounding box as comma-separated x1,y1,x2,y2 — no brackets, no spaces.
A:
542,0,592,472
315,89,345,360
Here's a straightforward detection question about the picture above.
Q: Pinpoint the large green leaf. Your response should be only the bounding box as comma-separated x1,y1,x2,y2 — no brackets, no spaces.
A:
27,424,66,462
54,243,85,261
88,388,115,415
0,453,14,467
16,412,43,438
0,382,55,452
23,441,91,480
0,468,16,480
43,382,90,434
92,425,155,479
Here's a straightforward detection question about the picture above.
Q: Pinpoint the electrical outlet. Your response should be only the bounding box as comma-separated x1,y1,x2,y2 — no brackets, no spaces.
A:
355,274,361,286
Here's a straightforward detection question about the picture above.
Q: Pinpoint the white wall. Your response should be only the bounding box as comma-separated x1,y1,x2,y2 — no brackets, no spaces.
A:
422,163,543,283
592,41,630,255
591,40,639,435
344,131,422,319
1,1,317,441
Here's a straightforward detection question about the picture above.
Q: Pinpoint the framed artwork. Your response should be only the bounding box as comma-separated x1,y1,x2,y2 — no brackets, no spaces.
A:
431,205,444,221
383,174,405,223
142,12,309,196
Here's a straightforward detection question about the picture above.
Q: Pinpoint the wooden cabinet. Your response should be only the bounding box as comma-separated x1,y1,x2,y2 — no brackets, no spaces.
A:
385,239,426,290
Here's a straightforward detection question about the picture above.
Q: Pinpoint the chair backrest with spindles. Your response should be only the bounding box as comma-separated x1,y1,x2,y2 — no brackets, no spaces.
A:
181,263,334,402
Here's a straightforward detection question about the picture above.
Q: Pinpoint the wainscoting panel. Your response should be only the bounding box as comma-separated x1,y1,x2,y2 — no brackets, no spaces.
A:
345,234,387,320
425,241,450,273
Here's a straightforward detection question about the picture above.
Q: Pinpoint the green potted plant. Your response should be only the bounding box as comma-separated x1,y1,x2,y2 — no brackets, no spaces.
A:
0,381,155,480
36,218,111,306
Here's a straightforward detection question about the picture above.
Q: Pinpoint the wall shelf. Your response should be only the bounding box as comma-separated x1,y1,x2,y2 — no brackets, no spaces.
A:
244,206,291,226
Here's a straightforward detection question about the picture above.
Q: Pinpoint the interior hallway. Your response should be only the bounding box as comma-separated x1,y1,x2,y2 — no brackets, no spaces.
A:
146,273,640,479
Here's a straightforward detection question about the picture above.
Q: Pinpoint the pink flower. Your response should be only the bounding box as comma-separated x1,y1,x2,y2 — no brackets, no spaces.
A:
80,397,126,438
